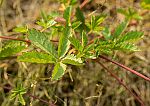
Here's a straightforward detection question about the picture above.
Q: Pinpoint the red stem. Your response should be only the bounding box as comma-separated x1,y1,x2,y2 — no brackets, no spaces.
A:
95,60,145,106
79,0,90,9
99,55,150,82
26,93,55,106
0,36,58,43
0,36,31,44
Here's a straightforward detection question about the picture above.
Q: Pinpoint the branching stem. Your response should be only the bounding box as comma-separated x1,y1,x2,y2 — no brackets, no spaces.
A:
94,59,145,106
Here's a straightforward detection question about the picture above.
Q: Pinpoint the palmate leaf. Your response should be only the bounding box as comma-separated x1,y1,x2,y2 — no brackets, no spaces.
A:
28,29,57,59
18,52,56,63
62,54,83,65
0,41,26,59
118,31,144,42
52,62,67,80
10,84,26,105
58,26,72,58
86,15,106,34
91,15,105,30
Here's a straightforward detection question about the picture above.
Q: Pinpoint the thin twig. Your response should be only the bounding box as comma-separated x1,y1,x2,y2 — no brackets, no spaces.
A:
79,0,90,9
0,36,31,44
99,55,150,82
0,36,58,43
26,92,55,106
94,59,145,106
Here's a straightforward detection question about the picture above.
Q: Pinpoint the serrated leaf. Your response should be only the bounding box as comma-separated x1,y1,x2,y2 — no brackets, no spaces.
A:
113,20,128,39
52,62,67,80
62,54,83,65
0,41,26,59
58,26,72,58
69,36,82,51
118,31,144,42
18,52,56,63
114,42,140,51
63,6,72,25
81,31,88,47
18,94,25,105
75,7,85,23
28,29,57,58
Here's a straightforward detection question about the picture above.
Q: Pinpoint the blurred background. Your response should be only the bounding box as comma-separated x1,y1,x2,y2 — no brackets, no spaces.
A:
0,0,150,106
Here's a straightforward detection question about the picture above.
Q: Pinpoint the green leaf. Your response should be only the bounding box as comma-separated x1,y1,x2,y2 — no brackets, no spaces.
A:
75,7,85,23
87,15,106,34
18,52,56,63
117,8,142,20
72,21,82,29
58,26,72,58
9,84,26,105
141,0,150,10
62,54,83,65
9,93,18,100
69,36,82,51
113,20,128,39
18,94,26,105
28,29,57,58
102,27,112,40
81,31,88,47
70,0,77,5
40,10,48,22
0,41,26,59
117,8,128,16
52,62,67,80
36,19,57,29
13,26,28,33
114,42,140,51
91,15,105,30
63,6,72,25
118,31,144,42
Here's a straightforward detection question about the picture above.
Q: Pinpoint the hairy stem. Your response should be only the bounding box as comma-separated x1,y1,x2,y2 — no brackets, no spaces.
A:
99,55,150,82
